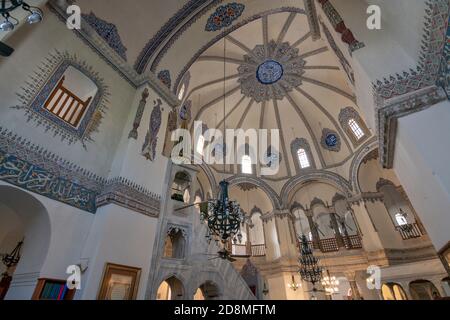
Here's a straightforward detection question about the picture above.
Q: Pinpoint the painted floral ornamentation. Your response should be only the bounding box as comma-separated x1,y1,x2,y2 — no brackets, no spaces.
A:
205,3,245,32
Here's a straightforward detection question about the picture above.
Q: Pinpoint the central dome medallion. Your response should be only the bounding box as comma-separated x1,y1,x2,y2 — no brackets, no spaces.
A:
238,40,306,103
257,60,284,84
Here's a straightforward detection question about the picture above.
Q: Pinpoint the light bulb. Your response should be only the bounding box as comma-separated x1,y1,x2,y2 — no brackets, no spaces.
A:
27,11,42,24
0,20,14,32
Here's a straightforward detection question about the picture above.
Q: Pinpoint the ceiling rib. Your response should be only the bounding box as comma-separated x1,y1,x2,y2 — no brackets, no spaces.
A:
284,91,326,168
295,87,353,153
273,96,293,177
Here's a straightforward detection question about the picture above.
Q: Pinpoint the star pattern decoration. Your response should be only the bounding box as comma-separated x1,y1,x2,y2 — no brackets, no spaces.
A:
237,40,306,102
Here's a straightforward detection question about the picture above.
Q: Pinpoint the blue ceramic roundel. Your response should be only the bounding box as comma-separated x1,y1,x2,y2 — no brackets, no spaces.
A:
325,134,338,148
257,60,284,84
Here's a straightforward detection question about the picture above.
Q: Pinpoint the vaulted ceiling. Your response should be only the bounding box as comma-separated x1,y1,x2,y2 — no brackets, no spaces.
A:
183,11,372,182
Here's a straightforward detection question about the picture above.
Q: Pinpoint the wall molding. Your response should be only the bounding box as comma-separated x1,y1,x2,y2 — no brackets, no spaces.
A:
373,0,449,168
0,127,160,216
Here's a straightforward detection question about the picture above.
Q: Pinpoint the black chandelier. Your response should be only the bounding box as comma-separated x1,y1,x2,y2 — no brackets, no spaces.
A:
2,239,23,269
298,234,323,288
0,0,43,32
201,180,243,243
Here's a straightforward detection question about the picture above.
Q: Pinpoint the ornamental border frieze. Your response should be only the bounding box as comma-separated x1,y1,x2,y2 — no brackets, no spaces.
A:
348,192,384,205
373,0,449,168
377,86,446,168
96,177,161,217
373,0,449,101
0,127,161,216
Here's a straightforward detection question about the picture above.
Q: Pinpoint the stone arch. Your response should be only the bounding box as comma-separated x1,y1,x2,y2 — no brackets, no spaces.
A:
155,275,186,300
188,271,225,300
225,175,282,210
0,185,51,299
197,163,217,197
349,138,378,193
409,280,441,300
281,171,353,207
194,281,221,300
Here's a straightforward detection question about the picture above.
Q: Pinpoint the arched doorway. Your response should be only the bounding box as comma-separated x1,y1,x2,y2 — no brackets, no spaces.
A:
0,185,51,300
409,280,440,300
194,281,220,300
381,283,408,300
240,260,261,298
156,276,184,300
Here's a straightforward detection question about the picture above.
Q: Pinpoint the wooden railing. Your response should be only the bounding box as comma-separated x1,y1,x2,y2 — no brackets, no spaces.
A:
343,235,363,249
319,238,340,253
298,235,362,253
396,223,423,240
251,244,266,257
44,76,92,127
231,244,266,257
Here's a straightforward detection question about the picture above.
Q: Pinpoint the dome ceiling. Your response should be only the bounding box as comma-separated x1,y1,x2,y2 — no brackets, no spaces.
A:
181,11,372,182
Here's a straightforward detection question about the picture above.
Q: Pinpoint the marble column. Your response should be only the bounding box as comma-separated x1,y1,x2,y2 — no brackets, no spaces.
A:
306,210,320,249
329,210,345,248
345,271,362,300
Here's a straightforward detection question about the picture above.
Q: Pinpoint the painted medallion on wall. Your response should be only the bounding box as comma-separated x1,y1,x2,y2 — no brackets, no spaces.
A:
205,3,245,32
321,128,341,152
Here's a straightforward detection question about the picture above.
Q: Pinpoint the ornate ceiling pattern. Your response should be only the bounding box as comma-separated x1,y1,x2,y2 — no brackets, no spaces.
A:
182,11,371,183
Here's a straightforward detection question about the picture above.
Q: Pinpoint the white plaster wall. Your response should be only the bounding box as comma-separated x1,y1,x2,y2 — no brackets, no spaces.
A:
329,0,427,129
0,204,24,276
394,100,450,250
78,204,158,300
0,182,94,300
358,159,400,193
108,85,171,196
0,7,135,179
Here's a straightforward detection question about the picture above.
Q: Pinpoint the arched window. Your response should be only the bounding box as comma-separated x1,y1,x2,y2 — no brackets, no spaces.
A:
196,135,205,155
395,213,408,226
339,107,369,147
241,155,252,174
156,276,184,300
291,138,315,172
297,148,310,169
178,83,186,100
348,118,365,140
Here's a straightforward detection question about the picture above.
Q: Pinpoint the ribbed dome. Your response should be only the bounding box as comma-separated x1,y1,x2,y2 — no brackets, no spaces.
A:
182,11,371,181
